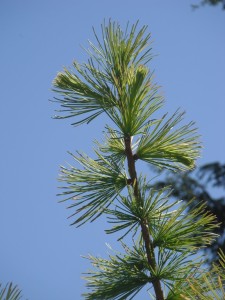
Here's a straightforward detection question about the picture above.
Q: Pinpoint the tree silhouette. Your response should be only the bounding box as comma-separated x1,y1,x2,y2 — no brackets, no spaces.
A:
192,0,225,10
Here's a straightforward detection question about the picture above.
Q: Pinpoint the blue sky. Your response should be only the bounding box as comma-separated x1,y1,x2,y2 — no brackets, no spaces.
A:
1,1,225,299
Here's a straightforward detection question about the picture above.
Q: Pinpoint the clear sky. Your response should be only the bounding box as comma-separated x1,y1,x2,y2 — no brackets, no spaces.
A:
1,1,225,299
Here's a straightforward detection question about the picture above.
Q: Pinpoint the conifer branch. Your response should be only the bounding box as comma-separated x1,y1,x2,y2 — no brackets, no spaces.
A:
52,20,220,300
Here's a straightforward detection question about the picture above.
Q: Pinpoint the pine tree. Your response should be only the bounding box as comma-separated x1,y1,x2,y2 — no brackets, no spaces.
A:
52,21,223,300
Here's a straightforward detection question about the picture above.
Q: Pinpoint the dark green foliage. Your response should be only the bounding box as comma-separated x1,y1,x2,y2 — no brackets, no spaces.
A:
199,162,225,188
192,0,225,10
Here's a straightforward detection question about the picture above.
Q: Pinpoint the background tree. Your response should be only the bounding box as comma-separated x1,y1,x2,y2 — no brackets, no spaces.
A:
53,21,223,299
192,0,225,10
151,162,225,264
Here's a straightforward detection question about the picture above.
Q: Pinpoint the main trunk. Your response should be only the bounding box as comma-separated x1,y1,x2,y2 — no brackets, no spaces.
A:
124,136,164,300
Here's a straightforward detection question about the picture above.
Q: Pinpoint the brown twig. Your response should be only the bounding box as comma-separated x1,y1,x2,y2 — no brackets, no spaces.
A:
124,135,164,300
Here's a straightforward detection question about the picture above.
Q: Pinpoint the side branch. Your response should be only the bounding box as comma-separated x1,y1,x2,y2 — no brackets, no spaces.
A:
124,135,164,300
